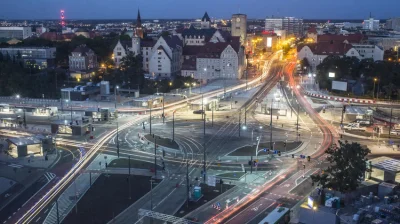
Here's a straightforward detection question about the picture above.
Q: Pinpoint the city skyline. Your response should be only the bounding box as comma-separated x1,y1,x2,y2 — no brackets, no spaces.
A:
0,0,399,20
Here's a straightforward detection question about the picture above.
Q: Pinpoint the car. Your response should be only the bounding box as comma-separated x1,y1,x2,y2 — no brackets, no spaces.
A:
193,110,204,114
390,130,400,135
344,123,366,131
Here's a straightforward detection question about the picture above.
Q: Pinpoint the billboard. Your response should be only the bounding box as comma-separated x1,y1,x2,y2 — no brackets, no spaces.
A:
328,72,335,78
332,81,347,91
267,37,272,48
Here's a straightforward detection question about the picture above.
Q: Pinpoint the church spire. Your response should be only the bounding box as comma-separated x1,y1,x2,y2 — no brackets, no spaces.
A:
137,9,142,28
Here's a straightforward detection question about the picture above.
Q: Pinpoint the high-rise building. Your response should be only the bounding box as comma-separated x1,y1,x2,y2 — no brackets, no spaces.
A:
0,27,32,39
265,17,303,37
386,18,400,31
282,17,303,37
231,14,247,45
363,15,379,31
264,18,283,31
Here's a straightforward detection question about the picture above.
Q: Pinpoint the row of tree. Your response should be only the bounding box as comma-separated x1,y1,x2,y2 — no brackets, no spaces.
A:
0,53,67,98
315,56,400,99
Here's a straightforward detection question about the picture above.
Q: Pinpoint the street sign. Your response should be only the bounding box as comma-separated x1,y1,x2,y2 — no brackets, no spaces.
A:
207,175,216,187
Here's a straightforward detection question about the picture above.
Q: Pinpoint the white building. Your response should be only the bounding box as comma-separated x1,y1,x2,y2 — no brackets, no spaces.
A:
181,35,245,83
112,38,156,72
0,27,32,39
148,35,183,79
69,45,98,71
363,18,380,31
297,42,383,71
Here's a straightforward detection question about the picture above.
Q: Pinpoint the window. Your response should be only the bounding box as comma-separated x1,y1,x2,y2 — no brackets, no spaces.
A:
158,68,161,71
117,52,122,56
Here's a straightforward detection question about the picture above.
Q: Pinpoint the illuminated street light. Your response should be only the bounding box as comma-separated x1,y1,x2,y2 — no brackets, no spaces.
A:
16,94,20,99
242,126,247,130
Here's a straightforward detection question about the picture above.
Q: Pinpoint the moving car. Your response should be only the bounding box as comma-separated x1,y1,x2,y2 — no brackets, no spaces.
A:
344,123,366,131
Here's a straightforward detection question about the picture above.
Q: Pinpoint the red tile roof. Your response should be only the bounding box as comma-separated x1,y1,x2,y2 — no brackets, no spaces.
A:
182,55,197,70
307,26,317,34
298,42,353,55
317,33,364,44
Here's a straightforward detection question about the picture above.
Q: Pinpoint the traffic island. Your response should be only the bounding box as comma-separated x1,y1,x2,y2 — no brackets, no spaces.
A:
174,183,234,218
216,172,245,181
144,134,179,149
63,174,162,224
108,158,162,170
227,141,302,157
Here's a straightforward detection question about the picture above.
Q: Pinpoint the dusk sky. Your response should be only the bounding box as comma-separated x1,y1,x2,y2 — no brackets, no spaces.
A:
0,0,399,20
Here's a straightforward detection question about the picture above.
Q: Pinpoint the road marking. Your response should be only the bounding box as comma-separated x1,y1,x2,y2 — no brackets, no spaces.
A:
275,158,282,162
8,164,23,168
35,217,41,223
241,164,245,172
44,209,48,214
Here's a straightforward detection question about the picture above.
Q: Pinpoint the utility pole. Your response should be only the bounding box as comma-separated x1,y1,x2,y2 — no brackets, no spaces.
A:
162,93,165,123
246,70,248,91
244,106,247,126
239,110,241,137
150,179,154,224
212,104,214,127
340,105,345,126
202,94,204,120
250,155,253,174
297,102,300,142
128,155,131,200
70,105,73,123
203,113,206,183
389,107,393,141
149,103,152,135
172,111,175,141
186,160,189,208
23,109,26,128
154,137,157,177
117,121,120,157
270,100,273,151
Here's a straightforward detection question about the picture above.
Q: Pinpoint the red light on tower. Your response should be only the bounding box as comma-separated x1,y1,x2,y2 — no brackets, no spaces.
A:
60,10,65,27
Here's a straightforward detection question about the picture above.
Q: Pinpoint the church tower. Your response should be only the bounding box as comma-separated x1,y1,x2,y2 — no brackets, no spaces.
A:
132,35,141,56
135,9,144,39
200,12,211,29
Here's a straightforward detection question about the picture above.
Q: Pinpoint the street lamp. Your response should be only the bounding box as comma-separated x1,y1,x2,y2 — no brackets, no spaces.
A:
373,78,377,99
114,85,119,109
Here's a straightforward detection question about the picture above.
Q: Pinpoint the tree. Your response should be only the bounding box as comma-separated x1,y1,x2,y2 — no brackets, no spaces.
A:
311,140,371,194
119,51,144,89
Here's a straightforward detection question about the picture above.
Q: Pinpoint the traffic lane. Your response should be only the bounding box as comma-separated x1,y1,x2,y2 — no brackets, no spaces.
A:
225,197,277,224
0,173,54,224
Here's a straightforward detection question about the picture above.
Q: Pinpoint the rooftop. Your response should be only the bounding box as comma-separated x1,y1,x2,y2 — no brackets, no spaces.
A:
370,156,400,173
7,137,42,146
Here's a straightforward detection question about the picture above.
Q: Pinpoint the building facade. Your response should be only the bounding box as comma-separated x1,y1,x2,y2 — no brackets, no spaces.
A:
201,12,211,29
297,43,384,71
231,14,247,45
0,27,32,39
282,17,304,37
264,18,283,31
148,36,183,79
386,18,400,32
0,47,56,68
69,45,98,71
363,18,380,31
